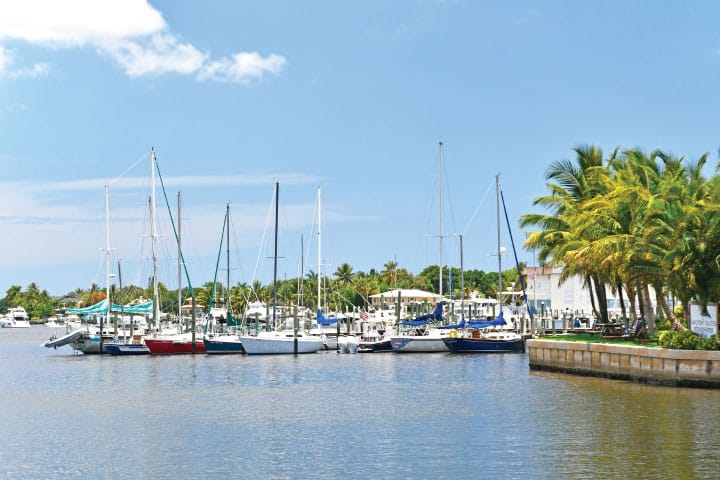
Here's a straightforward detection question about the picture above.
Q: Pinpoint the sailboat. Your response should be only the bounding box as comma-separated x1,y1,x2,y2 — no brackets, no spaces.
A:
204,203,246,354
239,183,324,355
307,186,352,350
143,149,206,354
443,175,525,353
390,142,451,353
43,183,118,354
104,261,151,355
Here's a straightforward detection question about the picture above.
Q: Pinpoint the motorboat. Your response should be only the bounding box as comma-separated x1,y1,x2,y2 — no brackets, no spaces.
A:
1,307,31,328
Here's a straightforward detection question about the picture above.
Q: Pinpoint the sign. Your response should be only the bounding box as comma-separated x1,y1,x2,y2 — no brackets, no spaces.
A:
689,302,718,339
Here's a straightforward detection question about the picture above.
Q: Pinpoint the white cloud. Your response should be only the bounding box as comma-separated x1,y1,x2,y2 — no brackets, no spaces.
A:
198,52,287,84
99,34,207,77
0,44,11,72
0,0,166,47
0,44,51,78
9,62,51,78
0,0,286,83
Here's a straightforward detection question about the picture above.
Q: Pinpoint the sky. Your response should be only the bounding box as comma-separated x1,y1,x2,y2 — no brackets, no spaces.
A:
1,1,719,298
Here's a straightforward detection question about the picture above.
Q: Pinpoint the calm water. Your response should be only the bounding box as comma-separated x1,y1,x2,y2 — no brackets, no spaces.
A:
1,327,719,480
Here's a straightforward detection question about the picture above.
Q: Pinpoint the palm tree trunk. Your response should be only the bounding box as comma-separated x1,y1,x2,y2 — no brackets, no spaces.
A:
627,281,638,323
617,280,628,326
641,281,655,333
591,274,609,323
653,284,675,326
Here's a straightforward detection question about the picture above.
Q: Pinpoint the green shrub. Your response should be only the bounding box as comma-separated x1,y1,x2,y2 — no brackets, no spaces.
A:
699,334,720,351
659,329,702,350
654,317,672,331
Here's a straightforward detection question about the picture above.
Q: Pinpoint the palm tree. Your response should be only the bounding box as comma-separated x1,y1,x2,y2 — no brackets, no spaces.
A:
382,261,398,286
521,145,615,323
334,263,354,286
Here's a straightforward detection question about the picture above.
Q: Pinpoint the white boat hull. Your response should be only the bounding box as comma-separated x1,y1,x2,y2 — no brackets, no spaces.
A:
390,335,450,352
240,331,323,355
0,319,30,328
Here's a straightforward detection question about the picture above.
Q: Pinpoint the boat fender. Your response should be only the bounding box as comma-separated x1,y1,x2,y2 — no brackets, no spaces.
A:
448,329,458,338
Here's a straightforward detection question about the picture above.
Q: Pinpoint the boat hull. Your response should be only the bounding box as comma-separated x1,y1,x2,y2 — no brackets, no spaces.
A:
0,320,30,328
240,334,323,355
145,338,207,354
42,330,115,354
443,337,525,353
204,337,245,354
357,339,392,353
104,343,150,355
390,336,449,352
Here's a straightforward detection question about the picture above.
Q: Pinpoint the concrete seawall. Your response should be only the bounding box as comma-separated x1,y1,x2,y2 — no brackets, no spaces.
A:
527,339,720,388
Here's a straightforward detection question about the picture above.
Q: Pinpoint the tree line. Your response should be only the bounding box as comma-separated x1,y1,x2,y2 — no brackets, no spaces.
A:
0,262,524,321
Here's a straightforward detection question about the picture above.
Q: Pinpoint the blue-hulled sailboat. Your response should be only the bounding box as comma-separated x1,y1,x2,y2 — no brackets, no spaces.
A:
442,175,527,354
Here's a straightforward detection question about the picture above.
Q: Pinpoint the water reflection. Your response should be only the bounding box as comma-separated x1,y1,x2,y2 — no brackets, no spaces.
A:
1,327,718,479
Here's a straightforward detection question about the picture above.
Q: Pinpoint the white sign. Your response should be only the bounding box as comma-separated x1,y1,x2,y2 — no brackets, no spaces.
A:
690,302,718,339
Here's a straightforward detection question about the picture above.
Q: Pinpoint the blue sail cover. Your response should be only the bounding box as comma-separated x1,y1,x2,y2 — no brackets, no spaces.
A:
438,316,466,329
317,309,346,326
466,311,506,329
401,302,444,326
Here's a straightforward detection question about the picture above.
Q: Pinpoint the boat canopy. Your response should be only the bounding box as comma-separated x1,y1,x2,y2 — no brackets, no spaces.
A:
317,309,346,326
401,302,444,326
466,312,506,329
66,299,154,316
438,317,466,329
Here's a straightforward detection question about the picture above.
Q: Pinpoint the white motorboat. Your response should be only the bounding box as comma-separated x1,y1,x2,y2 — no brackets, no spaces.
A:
0,307,31,328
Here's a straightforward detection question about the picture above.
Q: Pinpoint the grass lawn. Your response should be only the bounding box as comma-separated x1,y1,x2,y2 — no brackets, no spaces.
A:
540,332,661,347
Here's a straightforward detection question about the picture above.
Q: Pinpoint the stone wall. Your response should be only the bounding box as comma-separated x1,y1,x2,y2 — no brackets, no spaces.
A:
527,339,720,388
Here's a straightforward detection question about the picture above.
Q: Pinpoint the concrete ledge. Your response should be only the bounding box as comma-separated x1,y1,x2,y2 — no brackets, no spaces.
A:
527,339,720,388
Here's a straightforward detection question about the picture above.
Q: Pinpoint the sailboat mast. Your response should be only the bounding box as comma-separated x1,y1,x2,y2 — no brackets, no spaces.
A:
496,174,502,310
226,202,231,312
151,148,159,332
272,182,279,328
177,192,182,325
317,187,321,313
298,235,304,309
459,234,464,319
103,183,110,348
438,141,444,299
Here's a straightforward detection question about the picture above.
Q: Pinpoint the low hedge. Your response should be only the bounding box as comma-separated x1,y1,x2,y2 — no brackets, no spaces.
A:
658,330,720,350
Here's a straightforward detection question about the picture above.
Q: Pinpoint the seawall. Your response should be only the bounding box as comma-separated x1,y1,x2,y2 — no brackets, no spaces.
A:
527,339,720,388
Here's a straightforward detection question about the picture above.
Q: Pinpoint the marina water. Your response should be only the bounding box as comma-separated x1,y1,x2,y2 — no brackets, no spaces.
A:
2,327,718,479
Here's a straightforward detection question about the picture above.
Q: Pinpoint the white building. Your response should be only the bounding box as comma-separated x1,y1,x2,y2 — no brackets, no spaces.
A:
524,265,656,320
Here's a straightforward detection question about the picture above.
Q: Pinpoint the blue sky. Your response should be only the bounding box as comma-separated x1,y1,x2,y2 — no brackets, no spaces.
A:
1,1,719,297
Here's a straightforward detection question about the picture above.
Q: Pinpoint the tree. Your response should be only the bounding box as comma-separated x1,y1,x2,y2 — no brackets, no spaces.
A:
334,263,354,286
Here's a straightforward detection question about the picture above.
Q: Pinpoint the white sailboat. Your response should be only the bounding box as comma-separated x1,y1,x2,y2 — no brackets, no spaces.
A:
240,183,323,355
390,141,450,352
43,183,116,353
307,186,351,350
